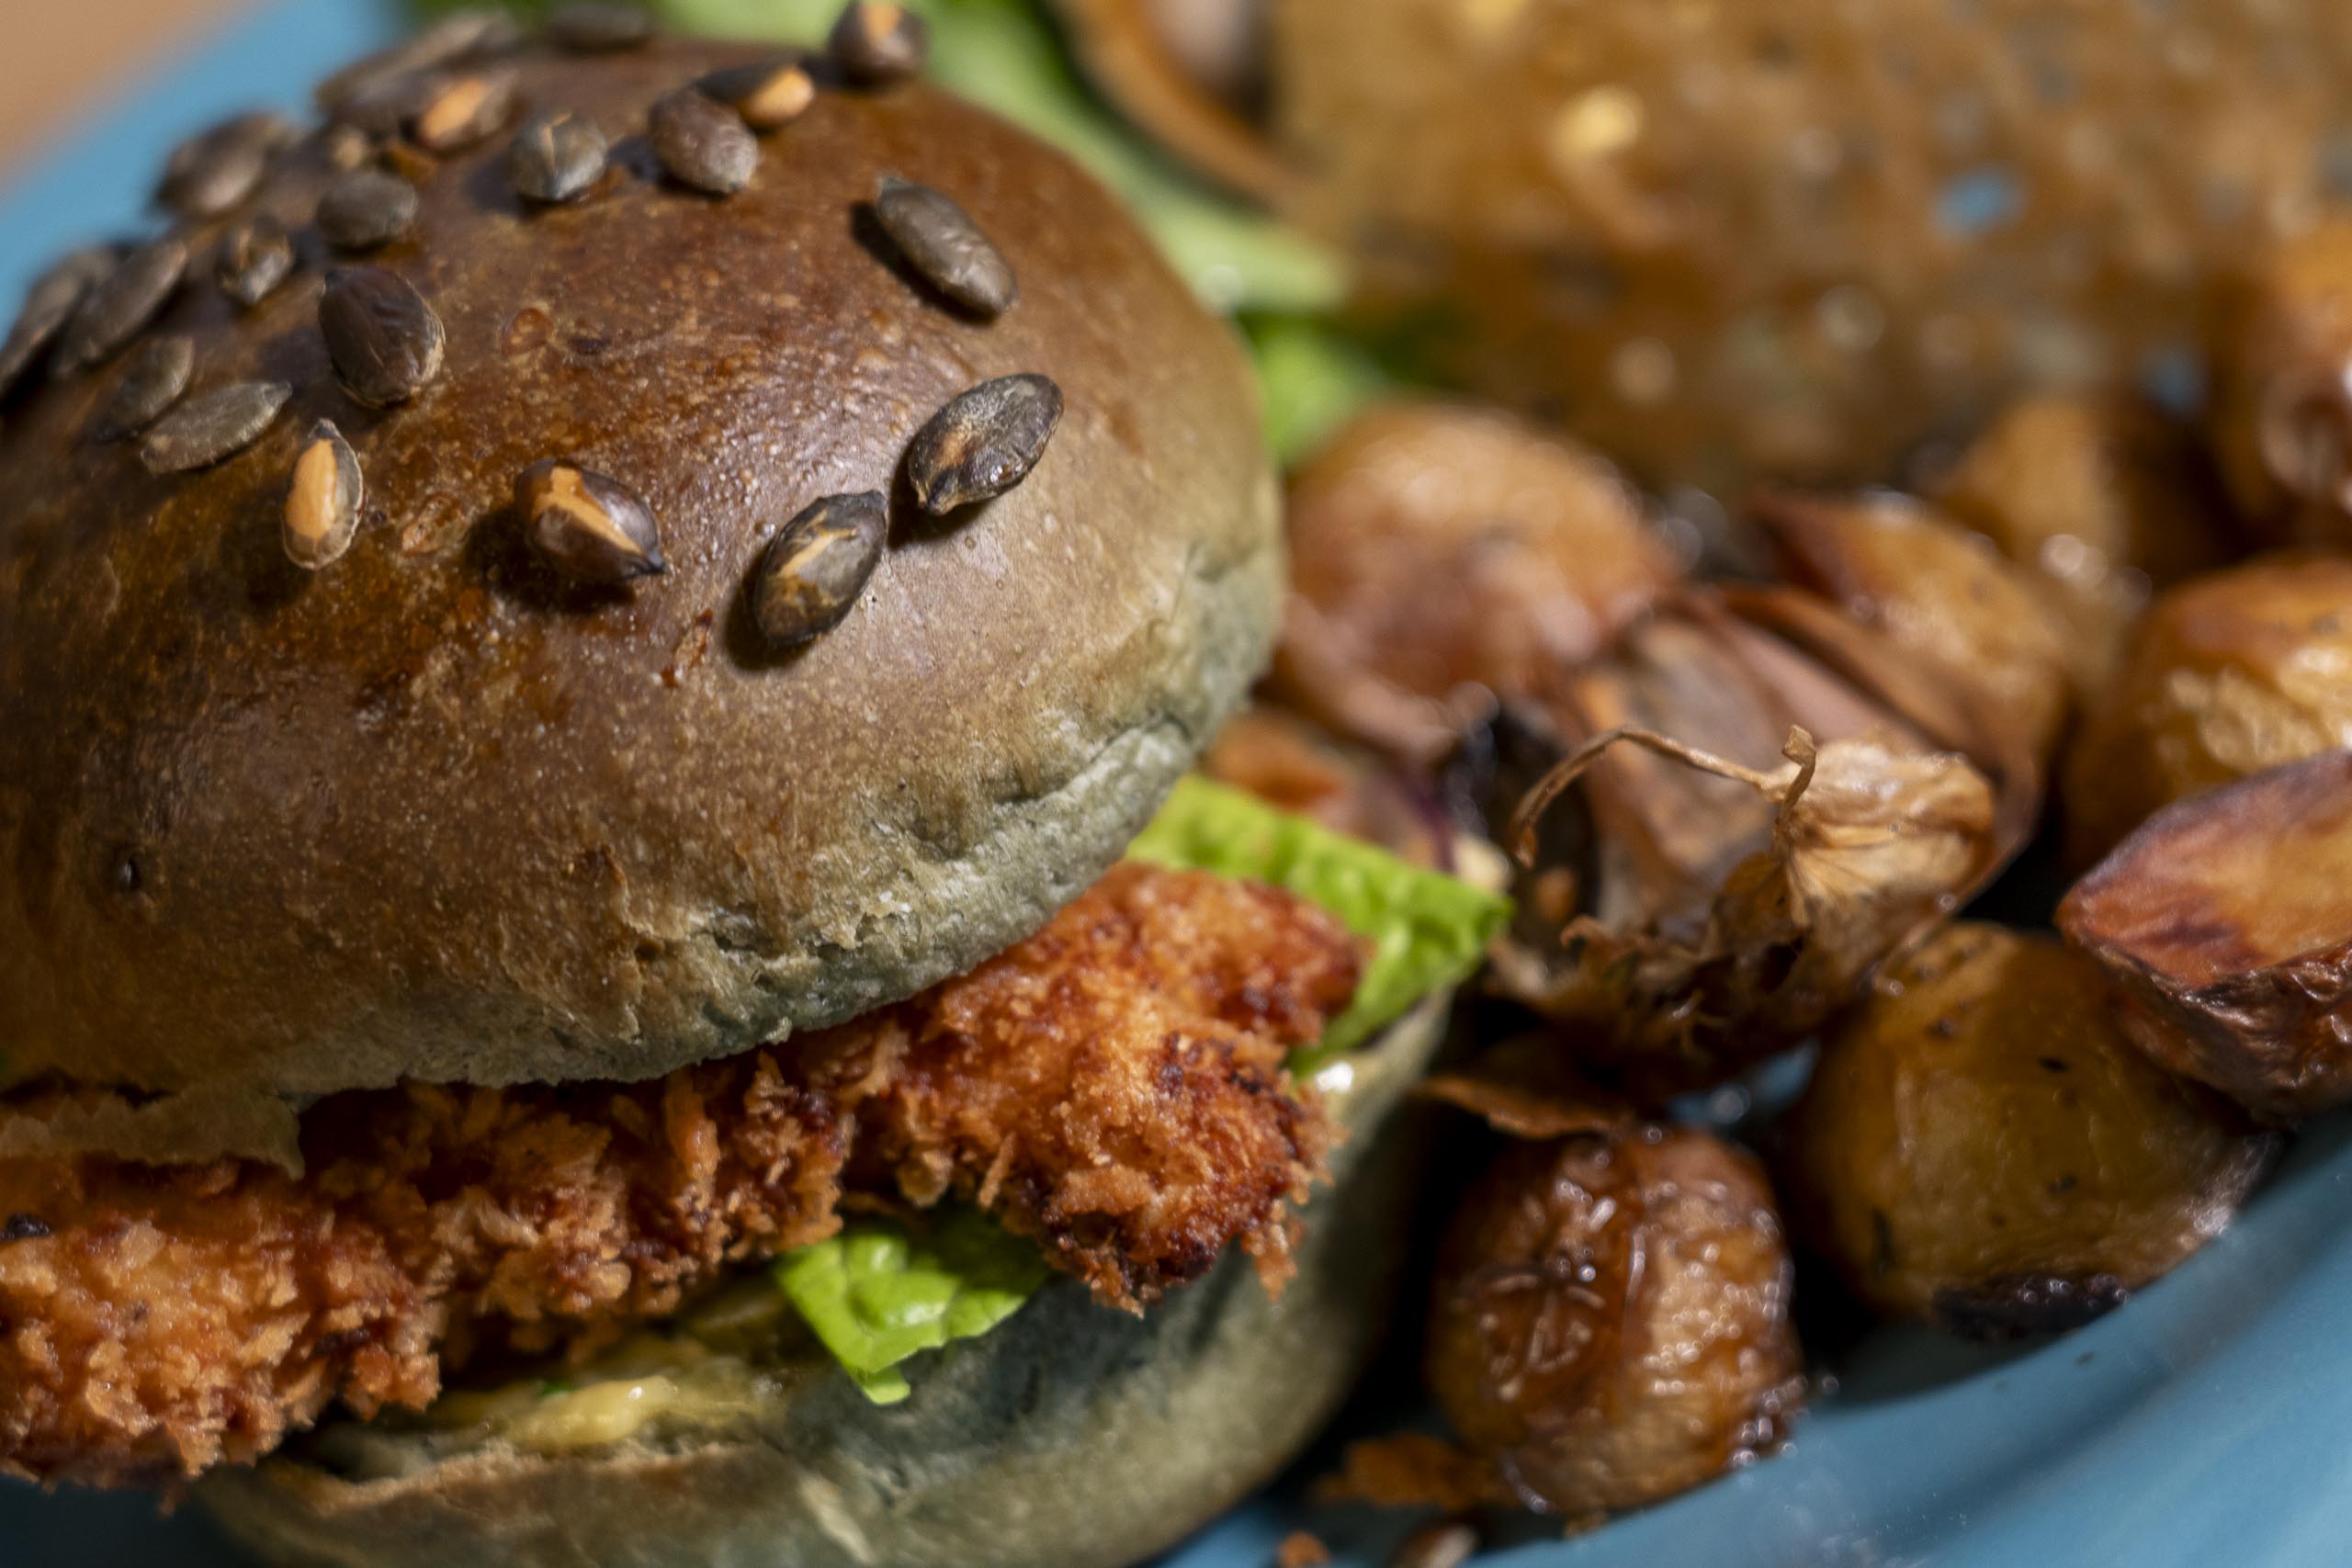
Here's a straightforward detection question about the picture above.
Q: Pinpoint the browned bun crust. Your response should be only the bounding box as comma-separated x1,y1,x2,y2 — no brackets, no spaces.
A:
199,998,1448,1568
0,39,1278,1164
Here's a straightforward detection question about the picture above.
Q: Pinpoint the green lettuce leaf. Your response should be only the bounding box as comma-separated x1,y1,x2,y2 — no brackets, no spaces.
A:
773,780,1505,1403
774,1207,1052,1404
1128,775,1510,1064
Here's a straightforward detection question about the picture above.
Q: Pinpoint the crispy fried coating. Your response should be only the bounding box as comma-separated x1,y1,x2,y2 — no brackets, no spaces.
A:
0,864,1360,1489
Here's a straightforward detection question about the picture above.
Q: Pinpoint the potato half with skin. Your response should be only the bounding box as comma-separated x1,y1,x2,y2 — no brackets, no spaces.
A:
1427,1125,1804,1520
1929,395,2233,696
2061,752,2352,1119
1200,705,1450,868
1273,400,1679,761
2061,551,2352,866
1784,924,2277,1335
1753,491,2075,767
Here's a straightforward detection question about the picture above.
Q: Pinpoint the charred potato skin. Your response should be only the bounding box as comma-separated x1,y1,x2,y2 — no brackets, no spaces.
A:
2060,753,2352,1120
1427,1126,1804,1518
2062,552,2352,866
1784,924,2277,1337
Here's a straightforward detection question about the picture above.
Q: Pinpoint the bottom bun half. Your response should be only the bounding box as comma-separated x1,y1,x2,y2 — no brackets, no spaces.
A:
200,997,1450,1568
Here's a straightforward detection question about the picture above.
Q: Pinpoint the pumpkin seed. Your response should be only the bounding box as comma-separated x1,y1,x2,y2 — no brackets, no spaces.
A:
752,491,888,646
873,175,1015,318
904,373,1062,515
319,265,446,407
516,458,667,581
648,88,758,195
317,169,420,250
89,333,195,442
139,380,291,474
506,109,609,204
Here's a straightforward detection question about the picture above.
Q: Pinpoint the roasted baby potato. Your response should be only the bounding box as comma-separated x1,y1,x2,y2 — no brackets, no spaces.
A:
1427,1125,1804,1519
1201,705,1450,867
2062,752,2352,1119
1784,924,2277,1335
2210,221,2352,547
1046,0,1286,199
1274,400,1679,760
1753,491,2075,766
2061,552,2352,864
1930,395,2233,694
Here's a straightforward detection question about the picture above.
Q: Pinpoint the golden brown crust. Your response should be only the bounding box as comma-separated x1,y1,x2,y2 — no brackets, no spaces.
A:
0,865,1357,1489
0,41,1279,1160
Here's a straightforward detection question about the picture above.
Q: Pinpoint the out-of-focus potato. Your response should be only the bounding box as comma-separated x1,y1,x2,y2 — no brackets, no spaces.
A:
1272,0,2352,493
1046,0,1287,199
2061,752,2352,1120
2210,222,2352,548
1784,924,2277,1335
1753,491,2075,766
1427,1125,1804,1519
1273,401,1679,760
2061,552,2352,865
1201,705,1450,866
1929,396,2234,694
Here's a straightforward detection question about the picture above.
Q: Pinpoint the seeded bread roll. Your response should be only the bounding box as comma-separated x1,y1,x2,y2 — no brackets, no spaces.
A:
0,39,1278,1166
200,998,1445,1568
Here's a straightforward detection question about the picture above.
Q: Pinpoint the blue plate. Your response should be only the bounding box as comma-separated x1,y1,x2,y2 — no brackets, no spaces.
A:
6,5,2351,1563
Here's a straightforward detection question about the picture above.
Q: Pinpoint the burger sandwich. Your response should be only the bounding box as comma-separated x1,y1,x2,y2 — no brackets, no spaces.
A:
0,10,1505,1565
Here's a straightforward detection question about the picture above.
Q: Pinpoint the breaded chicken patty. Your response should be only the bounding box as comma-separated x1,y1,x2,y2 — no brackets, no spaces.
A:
0,865,1361,1488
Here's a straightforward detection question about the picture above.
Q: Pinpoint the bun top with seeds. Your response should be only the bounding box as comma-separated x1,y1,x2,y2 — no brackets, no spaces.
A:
0,26,1279,1167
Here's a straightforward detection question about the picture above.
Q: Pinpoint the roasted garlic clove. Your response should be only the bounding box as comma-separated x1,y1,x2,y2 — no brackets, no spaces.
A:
1494,723,2000,1094
1783,923,2278,1336
1750,489,2075,768
2061,752,2352,1120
